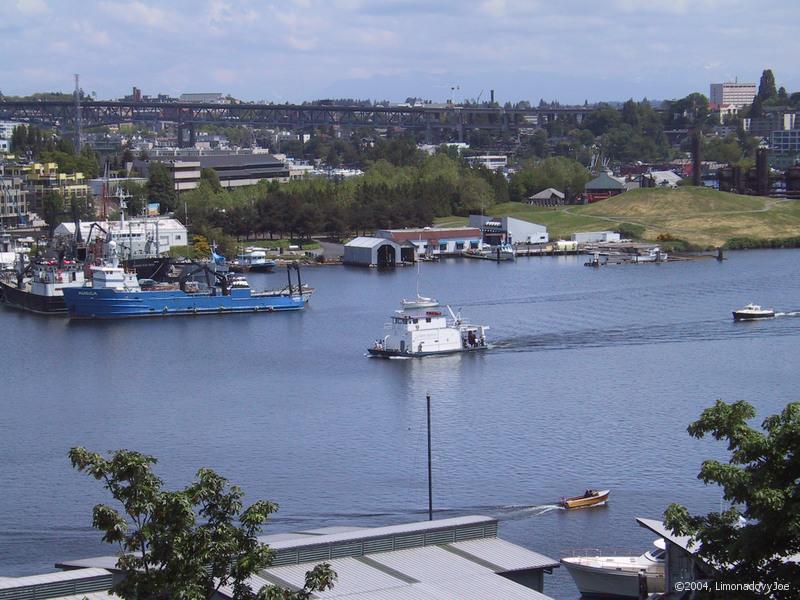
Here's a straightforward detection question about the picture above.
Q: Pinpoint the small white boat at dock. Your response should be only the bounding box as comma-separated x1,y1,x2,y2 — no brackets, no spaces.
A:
561,539,666,598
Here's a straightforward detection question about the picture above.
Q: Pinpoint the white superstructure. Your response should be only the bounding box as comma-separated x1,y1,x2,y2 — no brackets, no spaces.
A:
369,306,488,357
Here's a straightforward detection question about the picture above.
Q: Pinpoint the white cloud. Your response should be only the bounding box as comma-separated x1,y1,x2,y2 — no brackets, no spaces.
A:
15,0,48,15
99,1,173,31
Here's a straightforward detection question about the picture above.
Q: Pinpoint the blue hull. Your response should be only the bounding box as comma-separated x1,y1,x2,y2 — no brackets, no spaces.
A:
63,287,305,319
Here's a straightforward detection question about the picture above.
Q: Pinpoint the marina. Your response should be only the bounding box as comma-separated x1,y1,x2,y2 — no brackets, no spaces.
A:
1,249,799,599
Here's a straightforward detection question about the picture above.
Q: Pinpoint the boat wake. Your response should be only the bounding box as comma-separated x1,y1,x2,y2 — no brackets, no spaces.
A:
494,316,800,353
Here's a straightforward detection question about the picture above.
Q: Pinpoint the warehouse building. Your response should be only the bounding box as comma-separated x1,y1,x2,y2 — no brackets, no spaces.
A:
468,215,549,244
376,227,482,257
54,516,559,600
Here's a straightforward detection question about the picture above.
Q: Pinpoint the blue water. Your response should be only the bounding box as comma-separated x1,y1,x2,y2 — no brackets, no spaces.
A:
1,249,799,599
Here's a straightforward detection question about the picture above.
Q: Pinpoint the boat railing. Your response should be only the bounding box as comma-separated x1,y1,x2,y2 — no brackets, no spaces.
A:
561,547,645,558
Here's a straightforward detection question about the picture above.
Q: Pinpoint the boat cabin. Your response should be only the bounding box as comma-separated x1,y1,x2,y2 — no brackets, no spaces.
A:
29,262,86,297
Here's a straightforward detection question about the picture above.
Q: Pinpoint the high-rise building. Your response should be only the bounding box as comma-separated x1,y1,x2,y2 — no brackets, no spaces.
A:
710,82,756,109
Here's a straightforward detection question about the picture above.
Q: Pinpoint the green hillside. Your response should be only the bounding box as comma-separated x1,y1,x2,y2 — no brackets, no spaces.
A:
436,187,800,248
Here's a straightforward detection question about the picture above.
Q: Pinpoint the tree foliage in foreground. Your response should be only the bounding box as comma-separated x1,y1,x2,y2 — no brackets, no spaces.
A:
69,448,336,600
664,401,800,599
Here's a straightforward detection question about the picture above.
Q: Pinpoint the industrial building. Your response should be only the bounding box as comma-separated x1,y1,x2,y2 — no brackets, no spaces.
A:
572,231,621,244
376,227,482,256
343,236,415,267
52,516,559,600
54,216,187,257
468,215,548,244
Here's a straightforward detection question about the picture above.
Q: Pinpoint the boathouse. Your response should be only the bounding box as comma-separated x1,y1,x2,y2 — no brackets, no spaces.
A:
54,516,559,600
343,236,414,267
376,227,482,257
572,231,621,244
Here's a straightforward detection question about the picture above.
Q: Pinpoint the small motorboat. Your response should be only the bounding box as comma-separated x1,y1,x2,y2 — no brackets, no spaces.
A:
561,489,610,509
732,303,775,321
561,538,666,598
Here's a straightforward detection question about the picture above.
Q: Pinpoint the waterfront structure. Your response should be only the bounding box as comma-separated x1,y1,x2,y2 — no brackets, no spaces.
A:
468,215,548,245
584,172,626,203
343,236,413,267
54,216,187,257
770,129,800,169
710,81,756,109
377,227,482,257
0,568,116,600
572,231,621,244
56,515,559,600
527,188,565,206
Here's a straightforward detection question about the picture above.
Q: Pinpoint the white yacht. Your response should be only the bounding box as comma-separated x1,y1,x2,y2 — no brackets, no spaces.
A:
732,303,775,321
368,306,488,358
561,539,666,598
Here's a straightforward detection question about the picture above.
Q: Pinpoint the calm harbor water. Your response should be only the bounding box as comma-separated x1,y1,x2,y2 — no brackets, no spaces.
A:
1,249,799,599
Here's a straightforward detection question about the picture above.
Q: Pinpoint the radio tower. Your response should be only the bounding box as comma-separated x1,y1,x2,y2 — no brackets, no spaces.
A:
74,73,82,153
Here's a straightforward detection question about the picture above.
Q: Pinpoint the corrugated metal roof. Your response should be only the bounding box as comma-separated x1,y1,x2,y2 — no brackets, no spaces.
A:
263,557,408,598
366,546,491,582
448,538,559,571
55,557,120,571
267,515,494,552
344,237,399,249
636,518,697,554
418,575,554,600
0,569,111,589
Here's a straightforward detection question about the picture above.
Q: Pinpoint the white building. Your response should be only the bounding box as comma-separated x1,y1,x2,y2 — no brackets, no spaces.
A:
710,82,756,109
54,216,188,257
469,215,549,244
572,231,621,244
0,121,20,140
466,155,508,171
377,227,483,256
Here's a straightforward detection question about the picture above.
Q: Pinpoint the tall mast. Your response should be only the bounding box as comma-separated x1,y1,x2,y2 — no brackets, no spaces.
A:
74,74,82,153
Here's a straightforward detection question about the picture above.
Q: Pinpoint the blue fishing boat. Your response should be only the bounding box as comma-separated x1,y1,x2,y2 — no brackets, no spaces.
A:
62,246,311,320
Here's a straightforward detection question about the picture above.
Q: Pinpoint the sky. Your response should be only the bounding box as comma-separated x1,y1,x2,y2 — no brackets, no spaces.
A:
1,0,797,105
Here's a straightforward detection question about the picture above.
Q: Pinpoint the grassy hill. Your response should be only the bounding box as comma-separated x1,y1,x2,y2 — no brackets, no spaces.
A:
436,187,800,248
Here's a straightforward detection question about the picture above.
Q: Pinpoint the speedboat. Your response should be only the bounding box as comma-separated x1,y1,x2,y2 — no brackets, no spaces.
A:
561,539,666,598
732,303,775,321
561,489,610,509
368,305,488,358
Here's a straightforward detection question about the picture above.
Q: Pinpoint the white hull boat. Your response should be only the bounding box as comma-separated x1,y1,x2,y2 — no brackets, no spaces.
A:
561,540,665,598
368,305,488,358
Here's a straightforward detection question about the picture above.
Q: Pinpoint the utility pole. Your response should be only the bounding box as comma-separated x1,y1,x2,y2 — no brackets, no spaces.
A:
74,74,82,154
427,393,433,521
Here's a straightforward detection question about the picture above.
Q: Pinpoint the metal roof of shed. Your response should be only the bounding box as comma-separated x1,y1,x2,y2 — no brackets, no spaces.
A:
344,237,399,249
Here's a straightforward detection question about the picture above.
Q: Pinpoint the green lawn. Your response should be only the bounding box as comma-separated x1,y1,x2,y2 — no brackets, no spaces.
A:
436,188,800,248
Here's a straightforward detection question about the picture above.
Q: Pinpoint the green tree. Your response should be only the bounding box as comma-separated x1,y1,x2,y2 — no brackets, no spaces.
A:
201,167,223,193
69,447,336,600
147,162,177,214
757,69,777,101
664,400,800,599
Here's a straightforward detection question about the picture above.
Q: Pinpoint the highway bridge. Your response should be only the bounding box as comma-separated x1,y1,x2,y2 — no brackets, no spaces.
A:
0,99,599,145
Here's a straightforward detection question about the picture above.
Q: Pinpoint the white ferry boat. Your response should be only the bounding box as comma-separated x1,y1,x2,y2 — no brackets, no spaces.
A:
368,306,488,358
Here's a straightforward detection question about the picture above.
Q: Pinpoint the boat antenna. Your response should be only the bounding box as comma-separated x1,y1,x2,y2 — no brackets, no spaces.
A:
427,392,433,521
